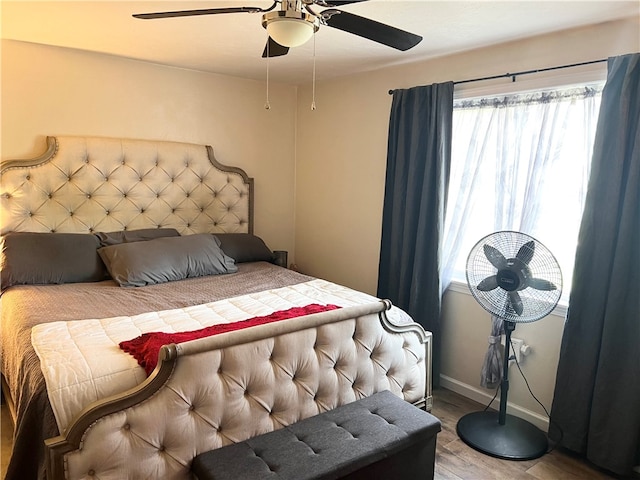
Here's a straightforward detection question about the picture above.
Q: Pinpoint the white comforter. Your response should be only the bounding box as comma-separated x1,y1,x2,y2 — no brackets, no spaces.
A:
32,279,412,433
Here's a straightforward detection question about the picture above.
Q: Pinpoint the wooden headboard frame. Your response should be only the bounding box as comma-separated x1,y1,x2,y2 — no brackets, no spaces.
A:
0,136,254,236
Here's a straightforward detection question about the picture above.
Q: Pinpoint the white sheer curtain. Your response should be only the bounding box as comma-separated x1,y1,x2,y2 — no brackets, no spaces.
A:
442,85,603,301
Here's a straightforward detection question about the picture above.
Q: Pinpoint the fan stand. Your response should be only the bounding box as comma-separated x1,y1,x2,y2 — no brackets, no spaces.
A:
456,320,548,460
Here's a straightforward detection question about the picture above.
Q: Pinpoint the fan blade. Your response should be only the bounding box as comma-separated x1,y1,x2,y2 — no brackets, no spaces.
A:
322,9,422,51
529,278,558,291
483,244,508,270
477,275,499,291
262,37,289,58
509,291,524,316
516,241,535,265
133,6,267,20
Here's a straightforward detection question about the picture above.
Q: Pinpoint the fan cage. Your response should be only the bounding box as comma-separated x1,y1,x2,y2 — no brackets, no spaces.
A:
466,231,563,323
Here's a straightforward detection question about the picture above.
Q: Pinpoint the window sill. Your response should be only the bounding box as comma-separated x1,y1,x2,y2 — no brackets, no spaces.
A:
445,280,568,319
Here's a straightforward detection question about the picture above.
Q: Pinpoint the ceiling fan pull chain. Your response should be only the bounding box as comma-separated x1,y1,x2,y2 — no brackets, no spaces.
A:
265,39,271,110
311,30,317,111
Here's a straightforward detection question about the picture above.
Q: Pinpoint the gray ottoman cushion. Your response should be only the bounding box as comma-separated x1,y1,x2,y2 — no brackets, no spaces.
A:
192,390,441,479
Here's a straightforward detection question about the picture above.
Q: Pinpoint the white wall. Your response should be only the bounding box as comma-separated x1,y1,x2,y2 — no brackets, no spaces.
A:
294,17,639,428
1,40,298,254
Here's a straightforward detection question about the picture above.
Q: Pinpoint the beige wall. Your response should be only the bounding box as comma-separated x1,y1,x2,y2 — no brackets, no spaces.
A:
1,39,298,254
2,17,638,429
295,17,639,428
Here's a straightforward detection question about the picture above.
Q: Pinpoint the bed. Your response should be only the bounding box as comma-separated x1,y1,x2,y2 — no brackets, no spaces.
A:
0,135,432,480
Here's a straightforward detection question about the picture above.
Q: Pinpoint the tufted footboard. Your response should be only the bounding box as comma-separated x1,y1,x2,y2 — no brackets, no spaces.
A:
44,300,432,480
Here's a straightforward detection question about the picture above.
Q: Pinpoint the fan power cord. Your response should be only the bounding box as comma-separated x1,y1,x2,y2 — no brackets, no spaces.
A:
509,338,565,454
481,340,565,453
483,384,500,412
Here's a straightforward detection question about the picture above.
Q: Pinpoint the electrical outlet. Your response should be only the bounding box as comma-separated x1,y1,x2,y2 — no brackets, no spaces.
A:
501,336,526,365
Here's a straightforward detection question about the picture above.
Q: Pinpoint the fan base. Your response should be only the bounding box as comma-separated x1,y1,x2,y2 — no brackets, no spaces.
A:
457,411,548,460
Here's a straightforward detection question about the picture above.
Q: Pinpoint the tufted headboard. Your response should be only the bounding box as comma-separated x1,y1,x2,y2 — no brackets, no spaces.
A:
0,136,253,235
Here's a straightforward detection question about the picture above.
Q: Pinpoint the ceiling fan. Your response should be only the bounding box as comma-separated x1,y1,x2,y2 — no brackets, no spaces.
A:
133,0,423,58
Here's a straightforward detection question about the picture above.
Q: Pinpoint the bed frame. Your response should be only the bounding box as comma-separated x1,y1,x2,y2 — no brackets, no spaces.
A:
0,136,432,480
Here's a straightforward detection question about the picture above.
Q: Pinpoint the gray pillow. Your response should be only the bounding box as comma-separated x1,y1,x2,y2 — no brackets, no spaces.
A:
214,234,274,263
98,234,238,287
95,228,180,247
1,232,106,291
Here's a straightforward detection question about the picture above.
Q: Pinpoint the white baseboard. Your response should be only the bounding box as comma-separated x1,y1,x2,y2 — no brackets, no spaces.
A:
439,374,550,432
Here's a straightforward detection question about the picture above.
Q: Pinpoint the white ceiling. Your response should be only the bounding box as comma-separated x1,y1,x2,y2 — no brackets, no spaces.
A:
2,1,639,84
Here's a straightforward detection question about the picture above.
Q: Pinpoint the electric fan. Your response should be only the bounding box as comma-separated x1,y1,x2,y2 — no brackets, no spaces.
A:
456,231,562,460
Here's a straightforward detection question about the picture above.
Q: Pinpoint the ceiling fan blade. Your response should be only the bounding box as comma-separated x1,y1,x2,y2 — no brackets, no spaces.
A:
315,0,370,5
508,291,524,316
483,244,508,270
477,275,499,292
133,6,267,20
529,278,558,291
321,9,422,51
262,37,289,58
516,241,535,265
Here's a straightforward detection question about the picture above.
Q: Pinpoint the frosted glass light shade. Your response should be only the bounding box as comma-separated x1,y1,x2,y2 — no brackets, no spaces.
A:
262,10,319,48
266,17,314,47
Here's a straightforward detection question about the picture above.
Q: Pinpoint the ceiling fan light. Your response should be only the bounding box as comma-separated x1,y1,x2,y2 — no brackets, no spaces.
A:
262,10,319,48
266,18,314,47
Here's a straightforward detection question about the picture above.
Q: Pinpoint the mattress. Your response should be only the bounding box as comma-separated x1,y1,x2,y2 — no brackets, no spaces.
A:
31,277,412,434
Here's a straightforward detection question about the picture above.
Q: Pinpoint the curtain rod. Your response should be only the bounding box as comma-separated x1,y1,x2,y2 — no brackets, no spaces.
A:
388,58,608,94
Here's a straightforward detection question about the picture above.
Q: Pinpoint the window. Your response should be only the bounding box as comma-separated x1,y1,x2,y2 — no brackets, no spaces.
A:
442,84,603,303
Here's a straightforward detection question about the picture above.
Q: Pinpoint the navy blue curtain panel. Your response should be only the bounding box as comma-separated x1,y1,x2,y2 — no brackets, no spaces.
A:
550,53,640,476
377,82,454,386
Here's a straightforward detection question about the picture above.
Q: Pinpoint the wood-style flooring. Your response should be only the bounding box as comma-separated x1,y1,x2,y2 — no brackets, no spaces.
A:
0,388,629,479
431,388,623,480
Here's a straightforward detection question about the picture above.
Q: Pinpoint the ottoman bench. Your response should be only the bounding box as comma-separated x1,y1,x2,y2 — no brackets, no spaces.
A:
192,390,441,479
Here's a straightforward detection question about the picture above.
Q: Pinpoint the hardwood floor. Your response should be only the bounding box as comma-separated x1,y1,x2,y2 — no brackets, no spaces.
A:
0,388,629,479
431,388,622,480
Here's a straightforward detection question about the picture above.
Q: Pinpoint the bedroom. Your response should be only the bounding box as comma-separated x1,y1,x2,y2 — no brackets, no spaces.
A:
2,1,639,479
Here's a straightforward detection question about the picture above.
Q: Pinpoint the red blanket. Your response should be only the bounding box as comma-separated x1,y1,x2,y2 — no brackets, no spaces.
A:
120,304,340,375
